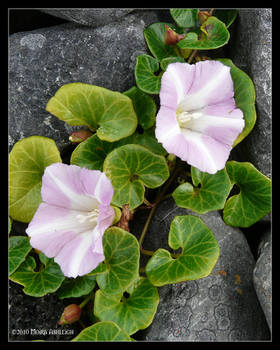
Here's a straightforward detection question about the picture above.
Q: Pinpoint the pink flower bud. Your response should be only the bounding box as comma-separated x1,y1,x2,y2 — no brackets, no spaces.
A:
58,304,82,325
164,24,185,46
69,130,92,144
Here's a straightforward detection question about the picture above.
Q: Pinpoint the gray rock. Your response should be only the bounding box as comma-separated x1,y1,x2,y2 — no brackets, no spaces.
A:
229,9,272,179
253,228,272,332
131,199,270,341
8,11,165,153
41,8,135,28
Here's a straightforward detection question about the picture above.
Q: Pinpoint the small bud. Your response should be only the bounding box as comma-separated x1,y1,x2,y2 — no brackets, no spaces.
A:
164,24,185,46
69,130,92,144
58,304,82,325
198,11,211,24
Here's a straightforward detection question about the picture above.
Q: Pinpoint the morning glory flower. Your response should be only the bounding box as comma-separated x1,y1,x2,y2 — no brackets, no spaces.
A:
155,60,245,174
26,163,115,278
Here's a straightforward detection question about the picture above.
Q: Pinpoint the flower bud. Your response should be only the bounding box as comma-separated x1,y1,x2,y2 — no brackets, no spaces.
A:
58,304,82,325
198,11,211,24
164,24,185,45
69,129,92,144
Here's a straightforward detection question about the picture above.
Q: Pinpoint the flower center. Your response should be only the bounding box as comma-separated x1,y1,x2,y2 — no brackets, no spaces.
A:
76,208,99,224
176,110,203,129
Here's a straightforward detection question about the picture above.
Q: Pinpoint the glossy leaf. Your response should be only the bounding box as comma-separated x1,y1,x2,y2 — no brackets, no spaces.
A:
103,144,169,209
46,83,137,142
8,217,12,235
8,236,32,276
95,227,140,296
213,9,238,28
170,9,199,28
9,253,65,297
72,321,133,341
146,215,220,286
177,16,230,50
144,22,180,61
94,277,159,335
217,59,256,147
172,167,232,214
57,275,96,299
123,86,156,130
71,130,167,171
135,54,161,94
223,161,271,227
160,56,186,71
9,136,62,223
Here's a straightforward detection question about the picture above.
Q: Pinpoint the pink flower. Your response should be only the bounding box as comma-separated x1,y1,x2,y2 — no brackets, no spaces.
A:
26,163,115,278
155,60,245,174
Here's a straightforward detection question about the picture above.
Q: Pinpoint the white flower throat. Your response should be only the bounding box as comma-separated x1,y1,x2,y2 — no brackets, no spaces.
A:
76,208,99,224
176,110,203,129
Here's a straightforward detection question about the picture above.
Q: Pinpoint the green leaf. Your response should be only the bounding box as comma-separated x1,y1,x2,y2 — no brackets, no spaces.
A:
9,136,62,223
145,215,220,286
8,217,12,235
135,54,161,94
172,167,232,214
46,83,137,142
71,129,167,171
94,277,159,335
95,227,140,296
213,9,238,28
9,253,65,297
223,161,271,227
177,16,230,50
123,86,156,130
57,275,96,299
217,59,256,147
72,321,133,341
170,9,199,28
103,144,169,209
8,236,32,276
160,56,186,71
144,22,180,61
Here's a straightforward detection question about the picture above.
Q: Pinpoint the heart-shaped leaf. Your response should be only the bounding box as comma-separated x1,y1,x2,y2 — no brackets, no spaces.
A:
144,22,180,61
57,275,96,299
217,59,256,147
177,16,229,50
9,253,65,297
223,161,271,227
123,86,156,130
103,144,170,210
135,54,161,94
9,236,32,276
9,136,62,223
170,9,199,28
71,129,167,171
72,321,133,341
160,56,186,71
172,167,232,214
145,215,220,286
95,227,140,296
46,83,137,142
94,277,159,335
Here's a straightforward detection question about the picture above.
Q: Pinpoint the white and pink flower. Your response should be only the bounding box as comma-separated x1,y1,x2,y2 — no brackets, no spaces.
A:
26,163,115,278
155,60,245,174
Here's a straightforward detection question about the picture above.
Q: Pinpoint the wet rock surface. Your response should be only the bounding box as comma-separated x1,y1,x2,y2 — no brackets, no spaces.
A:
131,199,270,341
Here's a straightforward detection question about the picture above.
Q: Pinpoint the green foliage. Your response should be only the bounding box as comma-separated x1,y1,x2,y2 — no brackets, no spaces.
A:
57,275,96,299
103,144,169,210
46,83,137,142
172,167,232,214
9,253,65,297
94,277,159,335
8,136,62,223
146,215,220,286
135,54,161,94
170,9,199,28
72,321,133,341
8,236,32,276
223,161,271,227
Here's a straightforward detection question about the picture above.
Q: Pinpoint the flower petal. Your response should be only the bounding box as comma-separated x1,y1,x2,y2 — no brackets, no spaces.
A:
41,163,113,211
177,60,234,111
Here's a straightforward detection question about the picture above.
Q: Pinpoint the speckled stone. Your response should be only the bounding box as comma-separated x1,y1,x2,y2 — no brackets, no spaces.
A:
131,199,270,341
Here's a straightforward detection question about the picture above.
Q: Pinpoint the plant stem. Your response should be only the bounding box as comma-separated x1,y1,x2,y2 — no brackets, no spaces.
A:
187,50,197,64
79,293,93,309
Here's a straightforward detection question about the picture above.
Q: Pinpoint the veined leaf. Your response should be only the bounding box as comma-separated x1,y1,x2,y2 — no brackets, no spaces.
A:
170,9,199,28
9,236,32,276
135,54,161,94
